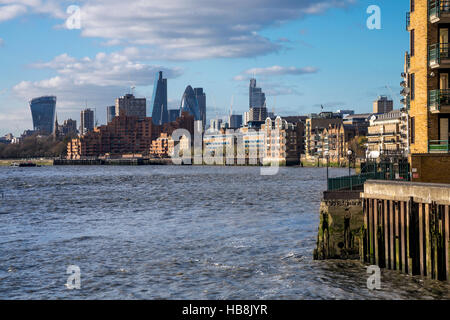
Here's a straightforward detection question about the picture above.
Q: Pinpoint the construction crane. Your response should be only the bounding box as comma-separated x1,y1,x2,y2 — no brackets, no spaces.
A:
385,84,401,103
229,95,234,117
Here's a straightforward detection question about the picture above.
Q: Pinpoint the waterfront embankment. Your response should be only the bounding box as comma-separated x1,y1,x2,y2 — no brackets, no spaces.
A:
0,159,54,166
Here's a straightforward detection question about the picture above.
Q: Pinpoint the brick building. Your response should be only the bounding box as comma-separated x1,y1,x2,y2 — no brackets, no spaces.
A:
322,124,358,163
67,112,194,159
406,0,450,183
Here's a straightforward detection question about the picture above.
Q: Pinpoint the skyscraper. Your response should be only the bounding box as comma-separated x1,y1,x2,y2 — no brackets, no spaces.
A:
249,78,267,122
180,86,201,121
29,96,57,135
194,88,206,129
151,71,169,125
107,106,116,123
115,94,146,118
168,109,180,122
229,114,243,129
81,108,94,135
249,78,266,109
373,96,394,114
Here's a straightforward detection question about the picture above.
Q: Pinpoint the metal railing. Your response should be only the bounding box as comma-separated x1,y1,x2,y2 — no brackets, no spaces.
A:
429,0,450,20
327,161,410,191
429,89,450,111
429,43,449,65
429,140,450,153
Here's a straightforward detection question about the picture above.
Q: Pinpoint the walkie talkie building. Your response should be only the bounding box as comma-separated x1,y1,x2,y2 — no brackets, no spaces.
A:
29,96,57,135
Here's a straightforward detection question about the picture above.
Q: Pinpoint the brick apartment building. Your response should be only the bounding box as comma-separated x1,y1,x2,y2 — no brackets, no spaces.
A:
67,112,194,159
406,0,450,182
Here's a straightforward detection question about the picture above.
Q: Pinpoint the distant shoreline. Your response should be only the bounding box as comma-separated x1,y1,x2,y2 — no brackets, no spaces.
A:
0,159,54,166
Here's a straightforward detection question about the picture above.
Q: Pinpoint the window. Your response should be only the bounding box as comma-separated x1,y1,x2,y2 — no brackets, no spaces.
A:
410,117,415,144
411,0,415,12
410,73,415,100
410,29,415,56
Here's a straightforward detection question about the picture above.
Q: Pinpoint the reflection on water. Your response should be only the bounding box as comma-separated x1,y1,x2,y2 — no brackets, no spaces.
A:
0,166,448,300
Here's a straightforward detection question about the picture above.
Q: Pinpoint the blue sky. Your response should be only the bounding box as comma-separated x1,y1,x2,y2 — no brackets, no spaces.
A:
0,0,409,135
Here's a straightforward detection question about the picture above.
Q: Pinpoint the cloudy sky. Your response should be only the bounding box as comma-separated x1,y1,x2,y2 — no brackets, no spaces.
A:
0,0,409,135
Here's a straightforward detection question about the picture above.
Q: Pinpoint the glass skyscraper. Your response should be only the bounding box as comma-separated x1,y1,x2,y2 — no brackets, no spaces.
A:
180,86,201,121
107,106,116,123
249,78,266,109
194,88,206,129
168,109,180,122
151,71,168,125
29,96,57,135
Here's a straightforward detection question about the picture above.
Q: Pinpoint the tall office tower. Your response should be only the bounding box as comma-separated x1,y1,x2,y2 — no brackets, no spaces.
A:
151,71,169,125
169,109,180,122
61,119,78,136
249,78,266,109
249,107,268,122
373,96,394,114
115,94,147,118
29,96,57,135
229,114,243,129
194,88,206,129
249,78,267,121
107,106,116,123
180,86,201,121
80,108,95,135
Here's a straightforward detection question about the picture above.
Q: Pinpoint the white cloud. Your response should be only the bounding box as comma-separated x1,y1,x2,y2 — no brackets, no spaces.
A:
0,0,356,60
13,50,183,109
234,65,318,81
0,4,26,22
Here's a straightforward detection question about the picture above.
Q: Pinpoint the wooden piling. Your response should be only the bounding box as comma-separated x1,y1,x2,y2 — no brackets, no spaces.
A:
374,199,379,266
395,202,400,271
389,200,395,271
419,203,424,276
400,201,406,274
445,205,449,282
425,204,432,277
384,199,390,269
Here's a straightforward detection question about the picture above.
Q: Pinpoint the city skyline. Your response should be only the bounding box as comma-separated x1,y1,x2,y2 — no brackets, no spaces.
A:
0,1,409,136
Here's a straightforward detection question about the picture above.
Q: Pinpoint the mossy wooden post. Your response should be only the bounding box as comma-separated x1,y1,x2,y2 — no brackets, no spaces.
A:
374,199,379,266
368,198,374,264
384,199,390,270
425,203,432,277
395,202,400,271
389,200,395,270
406,198,413,276
419,203,425,276
433,204,439,280
445,205,449,282
363,199,369,263
400,201,406,274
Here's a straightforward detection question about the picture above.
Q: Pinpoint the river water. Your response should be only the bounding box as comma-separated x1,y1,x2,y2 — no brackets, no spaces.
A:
0,166,448,300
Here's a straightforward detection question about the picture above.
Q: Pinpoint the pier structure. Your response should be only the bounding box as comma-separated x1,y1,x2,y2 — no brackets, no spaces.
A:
361,180,450,281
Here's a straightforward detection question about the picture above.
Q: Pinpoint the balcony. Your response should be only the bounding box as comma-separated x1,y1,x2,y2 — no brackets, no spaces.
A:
406,12,411,30
428,89,450,113
429,140,450,153
429,43,450,68
429,0,450,23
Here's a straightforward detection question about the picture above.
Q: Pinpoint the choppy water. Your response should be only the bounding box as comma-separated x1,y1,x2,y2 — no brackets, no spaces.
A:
0,166,448,300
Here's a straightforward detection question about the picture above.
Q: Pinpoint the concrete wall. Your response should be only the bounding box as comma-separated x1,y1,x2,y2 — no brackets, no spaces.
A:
314,192,364,260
